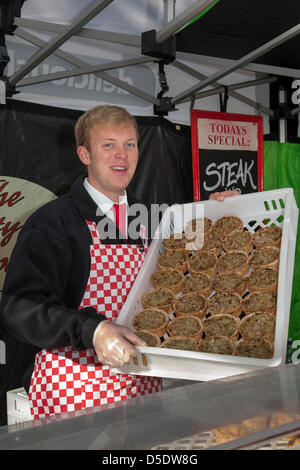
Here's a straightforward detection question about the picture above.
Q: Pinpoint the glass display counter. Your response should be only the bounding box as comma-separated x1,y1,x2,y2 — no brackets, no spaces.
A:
0,364,300,450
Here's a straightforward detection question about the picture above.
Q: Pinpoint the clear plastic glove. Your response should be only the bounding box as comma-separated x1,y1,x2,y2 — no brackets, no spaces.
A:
92,320,146,368
209,190,240,202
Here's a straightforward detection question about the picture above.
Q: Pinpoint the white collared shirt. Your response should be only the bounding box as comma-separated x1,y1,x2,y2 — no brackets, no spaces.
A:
83,177,128,236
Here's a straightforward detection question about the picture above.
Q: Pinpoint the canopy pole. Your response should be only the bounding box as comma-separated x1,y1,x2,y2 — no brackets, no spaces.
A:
172,23,300,105
156,0,217,43
9,0,114,87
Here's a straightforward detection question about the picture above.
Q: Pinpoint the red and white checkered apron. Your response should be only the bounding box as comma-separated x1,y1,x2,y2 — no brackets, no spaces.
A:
29,220,162,419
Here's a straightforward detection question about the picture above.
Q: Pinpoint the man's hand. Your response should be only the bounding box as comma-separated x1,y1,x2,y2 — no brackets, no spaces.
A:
93,320,146,368
209,190,240,202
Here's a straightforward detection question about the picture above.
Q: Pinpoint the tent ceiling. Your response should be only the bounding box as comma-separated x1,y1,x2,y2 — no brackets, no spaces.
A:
1,0,300,119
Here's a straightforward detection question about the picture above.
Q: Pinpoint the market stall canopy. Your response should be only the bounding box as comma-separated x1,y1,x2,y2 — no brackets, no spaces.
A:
1,0,300,125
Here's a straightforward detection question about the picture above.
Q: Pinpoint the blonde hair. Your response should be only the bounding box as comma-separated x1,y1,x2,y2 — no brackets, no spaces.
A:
74,105,138,150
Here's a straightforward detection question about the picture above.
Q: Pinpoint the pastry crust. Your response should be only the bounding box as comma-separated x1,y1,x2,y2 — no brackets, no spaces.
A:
243,291,277,316
250,246,280,271
163,233,189,253
253,225,282,248
238,312,276,342
213,272,246,296
141,287,174,314
223,229,253,254
151,268,184,294
173,292,207,319
184,217,213,241
198,335,235,355
212,216,243,240
135,330,161,347
203,314,239,340
167,315,203,343
208,292,242,317
233,338,274,358
246,267,278,293
188,232,223,256
181,272,213,297
159,336,198,351
157,250,188,273
218,251,250,276
132,308,169,337
187,251,218,277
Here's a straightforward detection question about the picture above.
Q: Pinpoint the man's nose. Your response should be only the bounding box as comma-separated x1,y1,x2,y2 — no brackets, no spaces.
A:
115,144,128,158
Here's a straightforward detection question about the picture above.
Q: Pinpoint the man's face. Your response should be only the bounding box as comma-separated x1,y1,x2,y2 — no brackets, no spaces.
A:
77,122,139,202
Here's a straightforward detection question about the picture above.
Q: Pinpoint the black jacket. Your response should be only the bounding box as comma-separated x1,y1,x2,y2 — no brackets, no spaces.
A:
0,175,153,356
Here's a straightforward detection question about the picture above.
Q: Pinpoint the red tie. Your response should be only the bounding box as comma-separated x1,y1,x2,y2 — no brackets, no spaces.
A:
113,203,127,238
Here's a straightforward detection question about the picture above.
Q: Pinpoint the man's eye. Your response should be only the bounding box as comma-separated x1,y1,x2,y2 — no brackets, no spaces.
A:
104,143,113,148
126,143,136,149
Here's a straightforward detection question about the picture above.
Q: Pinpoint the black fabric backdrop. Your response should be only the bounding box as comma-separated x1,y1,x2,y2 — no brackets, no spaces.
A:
0,99,193,425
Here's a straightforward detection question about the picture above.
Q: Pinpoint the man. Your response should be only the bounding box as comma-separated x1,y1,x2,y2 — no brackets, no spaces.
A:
0,105,238,420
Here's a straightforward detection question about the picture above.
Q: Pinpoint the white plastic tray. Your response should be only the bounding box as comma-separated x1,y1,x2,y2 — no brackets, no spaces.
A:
117,188,299,381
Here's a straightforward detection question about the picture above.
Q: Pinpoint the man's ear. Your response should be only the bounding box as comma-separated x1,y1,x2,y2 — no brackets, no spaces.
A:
77,146,90,166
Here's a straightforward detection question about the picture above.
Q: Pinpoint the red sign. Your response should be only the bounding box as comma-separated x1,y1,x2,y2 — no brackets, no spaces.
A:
191,110,264,201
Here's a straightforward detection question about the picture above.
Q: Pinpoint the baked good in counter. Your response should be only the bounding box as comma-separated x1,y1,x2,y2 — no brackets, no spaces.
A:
223,229,253,254
203,314,239,341
173,292,207,319
141,287,174,314
150,268,184,294
208,292,243,318
212,216,243,240
157,250,188,273
135,330,161,347
163,233,188,253
243,291,277,316
246,267,278,293
198,335,235,355
188,231,223,256
218,251,250,276
132,308,169,337
238,312,276,342
159,336,199,351
181,272,213,297
233,337,274,359
253,225,282,248
167,315,203,343
250,246,280,271
184,217,213,240
187,251,218,277
213,272,246,296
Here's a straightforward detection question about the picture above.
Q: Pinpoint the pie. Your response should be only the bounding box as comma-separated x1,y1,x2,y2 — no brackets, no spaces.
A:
212,216,243,240
167,315,203,343
246,267,278,293
132,308,169,337
135,330,161,347
151,268,184,294
250,246,280,270
181,272,213,297
190,231,223,256
223,229,253,254
198,335,235,355
253,225,282,248
157,250,188,273
184,217,213,240
238,312,275,341
174,292,207,319
159,336,198,351
213,272,246,296
243,291,277,316
187,251,218,277
218,251,250,276
203,314,239,340
141,287,174,314
163,233,188,252
234,338,274,359
208,292,242,317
